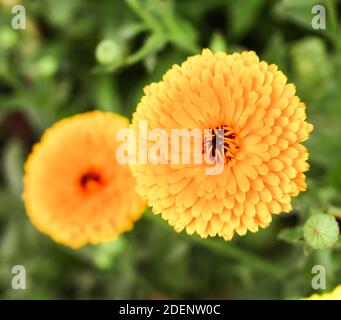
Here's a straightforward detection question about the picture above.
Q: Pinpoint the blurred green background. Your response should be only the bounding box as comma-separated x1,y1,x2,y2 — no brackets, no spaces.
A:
1,0,341,299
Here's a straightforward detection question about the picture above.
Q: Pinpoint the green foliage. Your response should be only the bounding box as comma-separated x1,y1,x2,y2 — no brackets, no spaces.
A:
278,226,304,245
0,0,341,300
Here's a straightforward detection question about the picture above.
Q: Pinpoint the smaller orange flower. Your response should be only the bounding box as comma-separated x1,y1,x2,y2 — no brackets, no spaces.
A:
23,111,145,248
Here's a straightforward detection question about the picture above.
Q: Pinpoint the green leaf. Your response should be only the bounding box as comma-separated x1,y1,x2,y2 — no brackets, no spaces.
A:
93,74,122,113
274,0,338,44
124,0,161,30
79,238,127,270
0,188,24,219
125,32,167,66
278,226,304,244
40,0,84,29
328,206,341,220
229,0,266,38
274,0,317,28
263,32,288,72
155,0,199,53
209,32,228,53
291,36,333,99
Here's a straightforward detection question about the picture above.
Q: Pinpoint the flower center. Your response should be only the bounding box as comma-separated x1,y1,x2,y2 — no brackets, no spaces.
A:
79,170,103,192
204,125,239,163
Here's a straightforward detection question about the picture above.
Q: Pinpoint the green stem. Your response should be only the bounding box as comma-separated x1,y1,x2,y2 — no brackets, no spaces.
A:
326,0,338,31
188,235,285,278
144,211,285,278
326,0,341,52
124,0,161,31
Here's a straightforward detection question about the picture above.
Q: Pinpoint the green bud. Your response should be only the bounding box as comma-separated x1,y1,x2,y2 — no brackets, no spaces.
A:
303,214,339,250
95,39,121,65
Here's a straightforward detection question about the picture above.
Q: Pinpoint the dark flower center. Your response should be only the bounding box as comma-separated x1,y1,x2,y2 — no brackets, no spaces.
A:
79,170,103,191
204,125,239,163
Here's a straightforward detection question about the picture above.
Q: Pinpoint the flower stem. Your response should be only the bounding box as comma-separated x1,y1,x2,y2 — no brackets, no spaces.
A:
186,235,285,279
144,211,285,278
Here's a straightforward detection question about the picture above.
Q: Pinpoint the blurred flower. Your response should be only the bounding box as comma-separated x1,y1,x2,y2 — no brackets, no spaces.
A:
305,285,341,300
131,49,313,240
23,111,145,248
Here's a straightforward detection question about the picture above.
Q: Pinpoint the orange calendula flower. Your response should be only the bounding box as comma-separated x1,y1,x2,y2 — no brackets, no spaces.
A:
130,49,313,240
23,111,145,248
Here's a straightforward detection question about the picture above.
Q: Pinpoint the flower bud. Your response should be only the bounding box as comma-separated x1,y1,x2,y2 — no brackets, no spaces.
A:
95,39,121,65
303,214,339,250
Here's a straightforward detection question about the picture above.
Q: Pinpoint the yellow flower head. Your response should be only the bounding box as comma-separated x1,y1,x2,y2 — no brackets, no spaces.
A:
23,111,145,248
305,285,341,300
130,49,313,240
